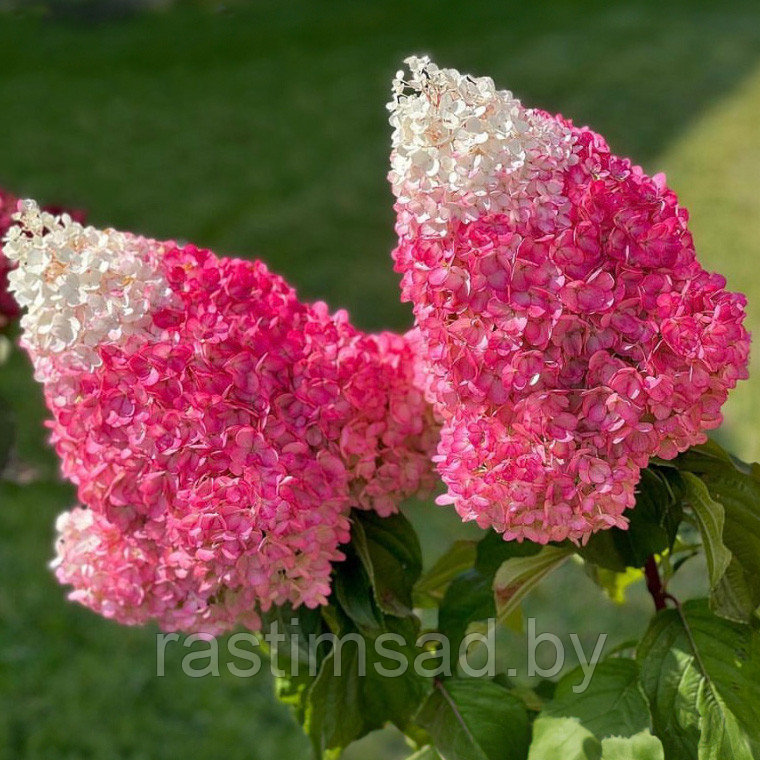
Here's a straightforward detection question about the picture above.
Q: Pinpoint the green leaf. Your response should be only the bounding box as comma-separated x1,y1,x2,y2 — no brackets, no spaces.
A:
333,539,385,632
679,472,732,589
579,469,682,572
259,604,329,723
437,535,542,670
672,443,760,621
697,680,755,760
599,733,664,760
438,569,495,670
637,599,760,759
301,512,430,758
667,438,734,468
528,658,655,760
304,635,374,758
474,531,541,577
712,560,757,623
352,510,423,618
416,678,529,760
493,545,572,625
406,748,443,760
414,540,477,608
303,612,429,758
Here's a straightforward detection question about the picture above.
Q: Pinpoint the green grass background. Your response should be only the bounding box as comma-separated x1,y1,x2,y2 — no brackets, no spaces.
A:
0,1,758,757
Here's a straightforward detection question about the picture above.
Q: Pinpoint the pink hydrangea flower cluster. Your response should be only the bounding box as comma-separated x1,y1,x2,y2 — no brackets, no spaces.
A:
389,57,750,543
5,203,435,633
0,188,85,328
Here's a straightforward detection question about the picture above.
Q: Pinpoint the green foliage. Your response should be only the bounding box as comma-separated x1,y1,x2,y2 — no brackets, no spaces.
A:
529,659,661,760
281,511,429,759
413,541,477,608
637,599,760,759
437,570,497,671
585,566,644,605
415,678,529,760
671,442,760,621
304,618,425,760
597,734,664,760
351,510,423,618
259,604,328,723
493,546,572,625
436,534,542,669
256,439,760,758
697,684,755,760
405,748,442,760
474,531,542,577
678,473,733,602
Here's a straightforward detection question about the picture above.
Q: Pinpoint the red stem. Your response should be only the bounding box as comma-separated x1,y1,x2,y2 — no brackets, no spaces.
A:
644,555,667,611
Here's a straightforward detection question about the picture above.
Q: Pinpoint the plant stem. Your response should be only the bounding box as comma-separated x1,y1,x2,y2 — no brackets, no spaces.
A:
644,555,667,611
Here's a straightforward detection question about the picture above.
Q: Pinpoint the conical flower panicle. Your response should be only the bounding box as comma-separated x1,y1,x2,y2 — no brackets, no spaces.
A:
6,202,435,633
389,56,750,543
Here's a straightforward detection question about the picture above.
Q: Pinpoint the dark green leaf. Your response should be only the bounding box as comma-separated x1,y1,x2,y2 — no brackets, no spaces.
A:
712,559,757,623
259,604,328,723
300,512,431,757
438,569,495,670
416,678,529,760
668,438,734,468
532,678,558,704
637,599,760,759
414,540,477,608
304,635,374,759
475,531,541,577
579,469,682,572
529,658,657,760
352,510,422,618
304,613,429,758
333,540,385,632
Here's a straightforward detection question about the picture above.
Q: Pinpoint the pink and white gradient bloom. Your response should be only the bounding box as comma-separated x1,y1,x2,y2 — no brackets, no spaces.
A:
389,56,750,544
5,202,435,634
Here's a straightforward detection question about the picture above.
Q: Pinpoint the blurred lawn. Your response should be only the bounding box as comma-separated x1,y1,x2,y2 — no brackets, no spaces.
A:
0,1,758,758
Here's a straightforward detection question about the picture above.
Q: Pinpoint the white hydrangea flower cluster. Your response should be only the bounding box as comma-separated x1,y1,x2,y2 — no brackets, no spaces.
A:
4,201,172,376
387,55,577,236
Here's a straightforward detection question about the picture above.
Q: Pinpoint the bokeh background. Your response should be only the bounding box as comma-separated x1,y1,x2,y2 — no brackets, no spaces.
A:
0,1,758,758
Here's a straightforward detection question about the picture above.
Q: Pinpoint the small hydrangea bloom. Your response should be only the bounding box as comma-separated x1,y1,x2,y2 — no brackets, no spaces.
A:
6,203,435,633
389,57,750,543
0,189,85,329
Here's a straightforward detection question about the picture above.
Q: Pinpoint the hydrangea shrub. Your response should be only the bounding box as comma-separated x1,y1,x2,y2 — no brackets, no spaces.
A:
3,58,760,760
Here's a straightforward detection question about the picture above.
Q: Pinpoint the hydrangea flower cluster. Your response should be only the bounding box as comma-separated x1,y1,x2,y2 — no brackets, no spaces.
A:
389,57,750,543
0,188,85,329
5,203,435,633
